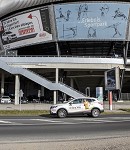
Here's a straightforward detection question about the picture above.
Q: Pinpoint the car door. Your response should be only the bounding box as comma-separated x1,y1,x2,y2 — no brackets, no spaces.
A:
68,98,84,113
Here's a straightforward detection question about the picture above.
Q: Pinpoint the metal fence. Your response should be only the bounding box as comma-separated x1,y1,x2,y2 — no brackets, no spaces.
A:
121,93,130,100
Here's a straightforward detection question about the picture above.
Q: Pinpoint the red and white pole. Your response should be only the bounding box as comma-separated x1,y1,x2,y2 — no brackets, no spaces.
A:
108,91,113,110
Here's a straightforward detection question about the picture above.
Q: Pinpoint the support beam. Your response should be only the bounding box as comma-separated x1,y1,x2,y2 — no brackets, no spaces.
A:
15,75,20,105
124,41,129,65
54,91,57,105
53,68,59,104
41,86,44,97
70,78,74,88
1,72,4,96
56,42,60,56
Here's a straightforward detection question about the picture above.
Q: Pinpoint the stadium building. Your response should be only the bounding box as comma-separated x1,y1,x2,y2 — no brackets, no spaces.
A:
0,0,130,104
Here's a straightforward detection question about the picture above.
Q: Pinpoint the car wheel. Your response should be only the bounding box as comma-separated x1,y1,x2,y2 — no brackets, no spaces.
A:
57,109,67,118
91,108,100,118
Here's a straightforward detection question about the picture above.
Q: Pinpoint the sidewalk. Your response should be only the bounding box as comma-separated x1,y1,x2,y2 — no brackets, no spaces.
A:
103,101,130,113
0,103,51,111
0,101,130,111
103,101,130,110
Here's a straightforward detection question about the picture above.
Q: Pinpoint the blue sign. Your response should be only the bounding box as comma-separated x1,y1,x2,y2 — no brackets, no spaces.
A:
54,3,129,40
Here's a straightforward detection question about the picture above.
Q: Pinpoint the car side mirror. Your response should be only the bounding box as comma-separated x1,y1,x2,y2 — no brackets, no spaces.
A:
69,102,72,106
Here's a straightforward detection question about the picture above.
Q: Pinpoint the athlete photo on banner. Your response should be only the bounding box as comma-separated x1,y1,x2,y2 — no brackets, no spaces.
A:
54,2,129,41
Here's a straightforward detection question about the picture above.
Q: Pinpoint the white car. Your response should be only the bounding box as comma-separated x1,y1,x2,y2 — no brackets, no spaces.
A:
2,31,17,43
50,97,104,118
1,96,11,104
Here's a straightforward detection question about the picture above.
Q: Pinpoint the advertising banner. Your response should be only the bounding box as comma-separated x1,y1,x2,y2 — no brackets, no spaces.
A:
105,67,120,90
0,7,52,50
54,3,129,41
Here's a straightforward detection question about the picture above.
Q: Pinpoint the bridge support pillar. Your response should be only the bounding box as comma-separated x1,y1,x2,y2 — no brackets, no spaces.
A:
70,78,74,88
54,91,57,105
15,75,20,105
41,86,44,96
53,68,59,104
1,72,4,96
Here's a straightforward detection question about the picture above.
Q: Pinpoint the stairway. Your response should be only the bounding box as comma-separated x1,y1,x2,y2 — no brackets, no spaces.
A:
0,59,85,98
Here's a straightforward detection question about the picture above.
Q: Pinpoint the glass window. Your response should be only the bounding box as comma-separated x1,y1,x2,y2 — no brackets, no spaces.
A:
71,99,83,104
86,99,93,102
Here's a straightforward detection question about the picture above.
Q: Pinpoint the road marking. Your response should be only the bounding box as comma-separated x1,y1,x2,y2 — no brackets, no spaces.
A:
0,117,130,125
61,117,130,124
0,119,75,125
0,120,24,125
0,120,13,124
103,117,130,120
30,119,63,123
30,119,75,124
29,118,130,125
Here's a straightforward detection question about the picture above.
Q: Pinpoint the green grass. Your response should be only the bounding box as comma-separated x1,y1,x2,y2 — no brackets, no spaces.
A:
0,110,50,116
119,108,130,112
102,108,130,115
0,109,130,116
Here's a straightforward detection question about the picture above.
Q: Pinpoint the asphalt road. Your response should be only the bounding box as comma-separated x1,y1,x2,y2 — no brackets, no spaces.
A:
0,114,130,150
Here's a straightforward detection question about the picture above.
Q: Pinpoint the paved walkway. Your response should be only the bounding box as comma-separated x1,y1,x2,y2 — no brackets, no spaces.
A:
0,103,51,110
0,101,130,111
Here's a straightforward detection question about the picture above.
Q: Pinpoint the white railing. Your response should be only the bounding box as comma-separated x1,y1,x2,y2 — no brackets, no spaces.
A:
121,93,130,100
0,59,85,98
